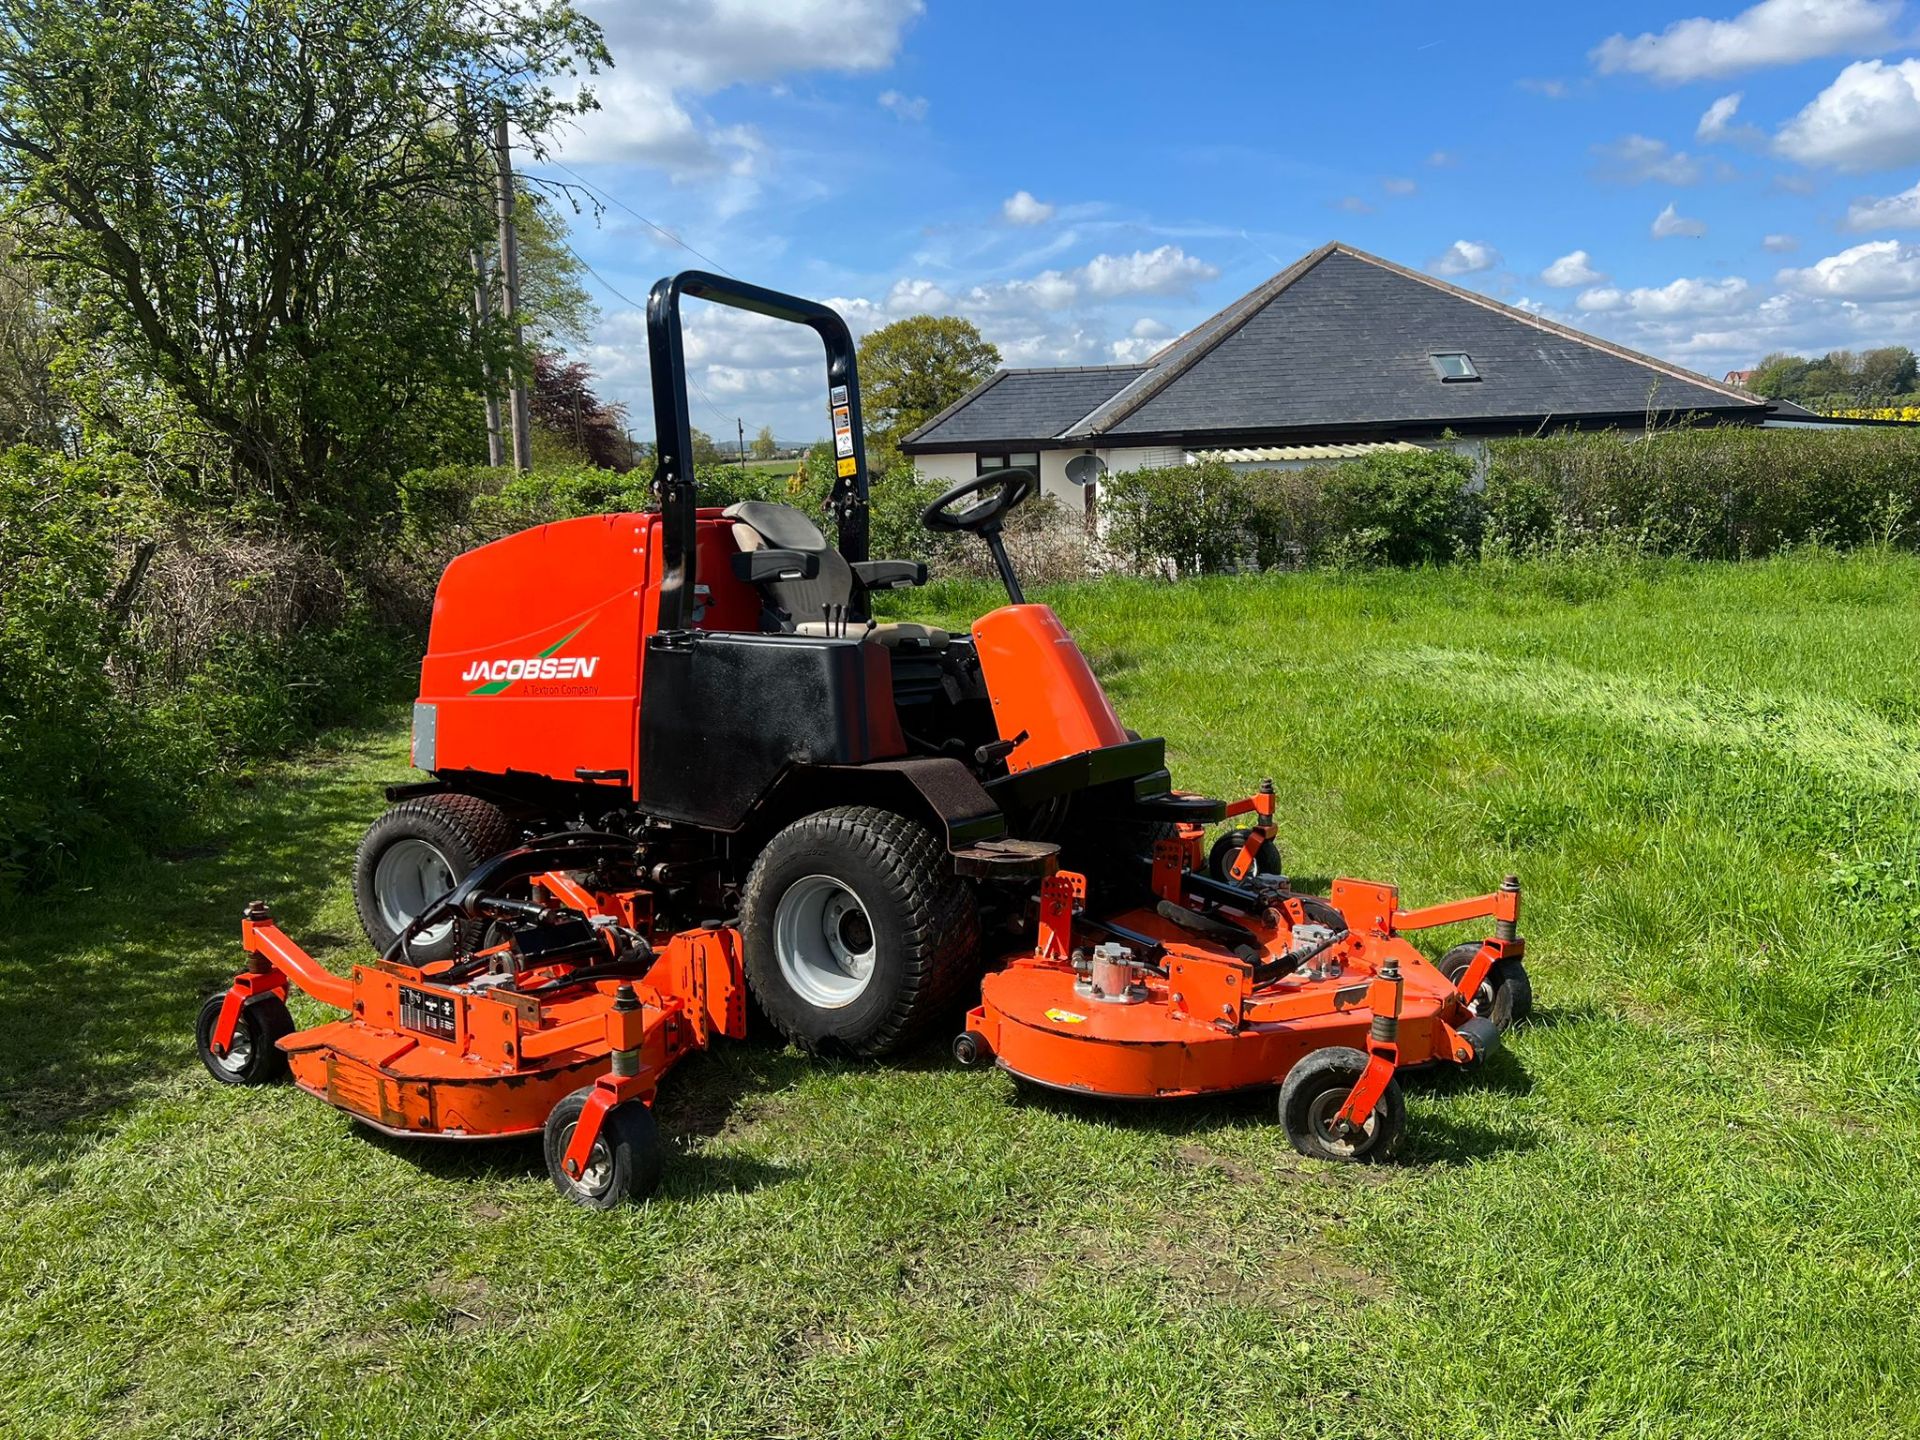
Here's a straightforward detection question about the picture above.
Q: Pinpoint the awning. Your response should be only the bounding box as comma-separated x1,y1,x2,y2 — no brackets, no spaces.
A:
1190,441,1429,463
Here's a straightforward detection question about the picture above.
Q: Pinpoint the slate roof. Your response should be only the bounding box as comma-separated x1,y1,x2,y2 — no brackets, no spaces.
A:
901,243,1767,452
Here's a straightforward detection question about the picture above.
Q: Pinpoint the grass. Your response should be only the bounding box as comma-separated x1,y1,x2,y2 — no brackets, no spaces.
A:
4,549,1920,1438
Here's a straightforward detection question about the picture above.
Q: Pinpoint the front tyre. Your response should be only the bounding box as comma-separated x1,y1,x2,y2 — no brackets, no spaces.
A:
543,1088,664,1209
1279,1046,1405,1163
353,794,514,961
195,992,294,1086
742,806,979,1057
1437,942,1533,1031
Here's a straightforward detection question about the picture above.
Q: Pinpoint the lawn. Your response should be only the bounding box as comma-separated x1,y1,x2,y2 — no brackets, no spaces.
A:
3,551,1918,1439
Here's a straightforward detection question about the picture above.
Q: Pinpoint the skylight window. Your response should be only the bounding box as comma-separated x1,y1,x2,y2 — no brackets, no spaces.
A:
1430,352,1479,382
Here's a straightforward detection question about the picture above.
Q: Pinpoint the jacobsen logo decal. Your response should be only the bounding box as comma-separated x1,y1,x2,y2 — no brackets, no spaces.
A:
463,623,599,696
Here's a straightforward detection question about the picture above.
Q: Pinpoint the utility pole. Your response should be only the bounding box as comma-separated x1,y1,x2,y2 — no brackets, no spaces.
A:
457,88,503,465
493,101,532,473
737,417,746,467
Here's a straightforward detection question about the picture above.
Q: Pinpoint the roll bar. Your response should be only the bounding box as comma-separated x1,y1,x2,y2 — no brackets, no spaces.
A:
646,271,870,632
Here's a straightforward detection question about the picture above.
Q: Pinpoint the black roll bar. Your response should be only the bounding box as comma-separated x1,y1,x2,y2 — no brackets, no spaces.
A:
646,271,870,632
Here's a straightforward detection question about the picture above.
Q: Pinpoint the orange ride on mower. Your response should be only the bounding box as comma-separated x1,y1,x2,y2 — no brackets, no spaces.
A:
198,273,1532,1205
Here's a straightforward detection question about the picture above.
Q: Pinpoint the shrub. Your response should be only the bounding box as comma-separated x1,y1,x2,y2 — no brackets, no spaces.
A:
1483,426,1920,559
1100,449,1479,576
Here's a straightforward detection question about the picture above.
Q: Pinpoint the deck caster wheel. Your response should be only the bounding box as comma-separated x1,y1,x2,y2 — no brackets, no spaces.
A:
1438,943,1533,1031
1208,829,1283,884
544,1087,664,1210
195,992,294,1086
952,1031,990,1067
1278,1046,1405,1163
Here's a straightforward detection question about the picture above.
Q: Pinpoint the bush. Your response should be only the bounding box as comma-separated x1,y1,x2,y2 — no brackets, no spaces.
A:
0,447,411,895
1483,426,1920,559
1100,449,1479,576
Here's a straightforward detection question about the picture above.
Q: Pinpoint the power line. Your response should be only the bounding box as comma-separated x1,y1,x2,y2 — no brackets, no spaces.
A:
560,240,734,435
547,159,733,276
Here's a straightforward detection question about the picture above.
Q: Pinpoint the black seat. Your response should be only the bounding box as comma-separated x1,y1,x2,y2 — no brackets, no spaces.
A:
723,501,945,649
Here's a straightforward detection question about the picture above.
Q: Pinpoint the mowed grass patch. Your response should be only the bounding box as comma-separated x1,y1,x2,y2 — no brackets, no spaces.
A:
3,551,1918,1438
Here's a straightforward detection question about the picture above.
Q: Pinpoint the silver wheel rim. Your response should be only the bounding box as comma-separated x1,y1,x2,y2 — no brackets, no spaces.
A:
374,837,457,947
773,875,877,1009
211,1011,254,1075
557,1121,613,1194
1306,1087,1377,1158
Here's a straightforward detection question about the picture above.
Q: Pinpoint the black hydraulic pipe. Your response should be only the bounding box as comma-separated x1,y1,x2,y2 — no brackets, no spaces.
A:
647,271,871,632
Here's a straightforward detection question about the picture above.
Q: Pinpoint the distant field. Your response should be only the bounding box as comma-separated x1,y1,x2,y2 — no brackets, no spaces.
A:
3,552,1918,1438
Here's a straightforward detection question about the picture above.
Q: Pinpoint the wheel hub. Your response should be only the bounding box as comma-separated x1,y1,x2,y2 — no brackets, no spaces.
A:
1306,1088,1376,1158
373,837,458,947
773,875,878,1008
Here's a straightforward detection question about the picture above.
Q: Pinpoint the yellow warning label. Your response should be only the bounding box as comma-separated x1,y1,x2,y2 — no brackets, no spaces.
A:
1044,1008,1087,1025
836,456,858,477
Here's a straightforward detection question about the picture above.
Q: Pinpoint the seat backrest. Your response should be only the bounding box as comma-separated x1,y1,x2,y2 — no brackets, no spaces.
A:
724,501,858,628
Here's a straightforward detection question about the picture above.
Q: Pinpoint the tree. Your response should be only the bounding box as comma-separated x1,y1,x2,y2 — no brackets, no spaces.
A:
1747,352,1810,400
529,350,631,469
0,0,607,531
857,314,1000,458
689,427,723,466
751,424,776,460
1860,346,1917,399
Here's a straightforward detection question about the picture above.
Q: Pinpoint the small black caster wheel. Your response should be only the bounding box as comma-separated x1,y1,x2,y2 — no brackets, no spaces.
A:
1437,943,1533,1031
195,991,294,1086
544,1087,664,1210
1208,829,1283,885
1278,1046,1405,1163
952,1031,990,1067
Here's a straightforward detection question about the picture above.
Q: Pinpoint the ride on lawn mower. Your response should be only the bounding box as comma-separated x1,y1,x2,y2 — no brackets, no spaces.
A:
198,272,1532,1206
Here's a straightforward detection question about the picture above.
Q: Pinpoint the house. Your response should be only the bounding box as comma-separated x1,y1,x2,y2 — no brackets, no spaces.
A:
900,242,1777,504
1724,369,1758,387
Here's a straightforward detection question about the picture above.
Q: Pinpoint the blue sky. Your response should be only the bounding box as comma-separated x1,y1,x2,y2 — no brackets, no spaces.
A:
533,0,1920,440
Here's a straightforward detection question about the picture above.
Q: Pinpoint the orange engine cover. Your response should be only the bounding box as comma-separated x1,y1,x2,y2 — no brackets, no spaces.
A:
415,510,760,795
971,604,1129,771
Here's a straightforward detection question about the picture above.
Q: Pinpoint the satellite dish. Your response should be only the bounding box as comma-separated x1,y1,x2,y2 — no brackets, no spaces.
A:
1064,453,1107,487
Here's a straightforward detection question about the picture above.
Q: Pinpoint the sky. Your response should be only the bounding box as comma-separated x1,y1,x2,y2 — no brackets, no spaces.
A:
530,0,1920,442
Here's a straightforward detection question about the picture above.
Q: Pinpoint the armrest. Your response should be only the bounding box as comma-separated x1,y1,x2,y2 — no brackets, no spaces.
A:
851,559,928,591
731,549,820,584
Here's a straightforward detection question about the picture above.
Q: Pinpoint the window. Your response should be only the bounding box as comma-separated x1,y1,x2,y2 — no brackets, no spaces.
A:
1429,352,1479,382
977,451,1040,476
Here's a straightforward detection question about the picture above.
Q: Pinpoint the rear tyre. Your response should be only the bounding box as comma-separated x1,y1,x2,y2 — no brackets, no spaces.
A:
544,1088,663,1209
1208,829,1284,885
195,992,294,1086
1279,1046,1404,1163
353,794,514,962
1437,942,1533,1031
742,806,979,1058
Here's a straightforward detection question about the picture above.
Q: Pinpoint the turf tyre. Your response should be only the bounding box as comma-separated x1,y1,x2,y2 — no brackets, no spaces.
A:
1278,1045,1405,1163
195,992,295,1086
353,794,515,961
741,806,979,1057
544,1089,663,1209
1208,829,1284,884
1437,942,1532,1031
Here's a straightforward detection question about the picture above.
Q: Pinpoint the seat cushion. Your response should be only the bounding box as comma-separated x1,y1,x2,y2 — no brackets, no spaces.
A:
724,500,855,627
792,620,949,650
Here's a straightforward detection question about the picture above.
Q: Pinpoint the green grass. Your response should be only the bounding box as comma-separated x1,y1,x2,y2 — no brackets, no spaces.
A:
5,550,1920,1438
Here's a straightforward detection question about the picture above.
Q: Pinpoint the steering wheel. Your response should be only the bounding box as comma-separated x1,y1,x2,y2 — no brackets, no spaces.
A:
920,469,1037,535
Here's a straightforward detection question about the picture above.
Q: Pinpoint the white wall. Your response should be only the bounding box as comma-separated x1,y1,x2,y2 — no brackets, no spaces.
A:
911,446,1176,511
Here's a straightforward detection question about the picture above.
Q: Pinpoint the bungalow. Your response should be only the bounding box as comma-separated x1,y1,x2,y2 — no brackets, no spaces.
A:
900,241,1781,505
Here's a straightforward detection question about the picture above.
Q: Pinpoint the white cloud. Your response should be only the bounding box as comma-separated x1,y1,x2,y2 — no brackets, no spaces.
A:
1574,276,1752,316
1592,0,1899,83
1429,240,1500,276
1382,176,1417,196
1109,334,1172,363
1001,190,1056,226
877,89,928,121
1592,134,1705,185
1079,245,1219,298
1697,92,1744,140
1777,59,1920,170
1778,238,1920,296
1130,317,1172,338
884,276,951,311
1542,249,1608,286
1652,202,1709,237
560,0,925,167
1847,178,1920,227
1335,195,1375,214
1427,150,1458,167
1519,77,1571,98
1764,232,1802,251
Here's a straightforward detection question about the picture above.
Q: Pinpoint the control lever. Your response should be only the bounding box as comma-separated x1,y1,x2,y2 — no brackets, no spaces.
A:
975,729,1030,767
